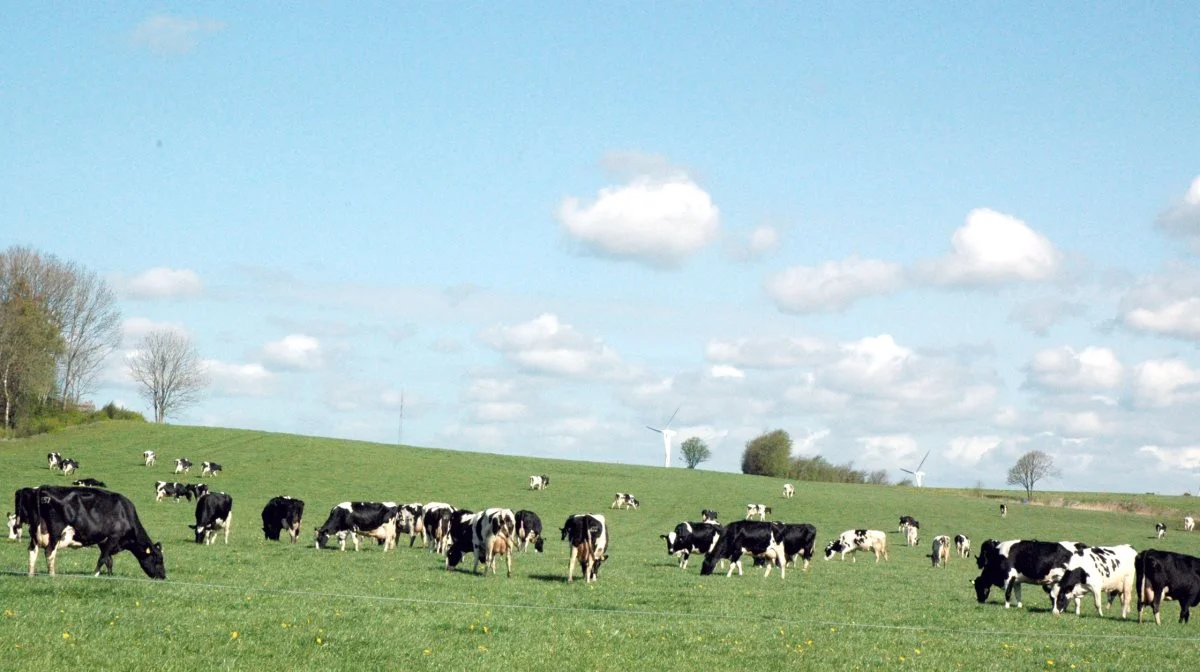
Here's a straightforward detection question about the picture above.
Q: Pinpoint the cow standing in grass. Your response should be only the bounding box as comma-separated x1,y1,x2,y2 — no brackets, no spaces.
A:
824,529,888,563
1052,544,1137,618
514,509,544,552
143,451,156,467
562,514,608,583
261,496,305,543
782,484,795,499
1137,549,1200,624
25,485,165,579
931,535,950,568
1186,516,1195,532
955,534,971,558
701,520,787,579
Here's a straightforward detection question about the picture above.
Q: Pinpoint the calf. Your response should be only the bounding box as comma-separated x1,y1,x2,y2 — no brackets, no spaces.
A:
314,502,400,552
932,535,950,568
514,509,544,552
72,478,106,487
1000,503,1008,518
420,502,456,553
528,474,549,490
701,509,719,523
745,504,772,521
824,529,889,563
1156,522,1167,539
662,521,723,569
973,539,1082,609
190,492,233,545
201,461,223,478
143,450,156,467
955,534,971,558
561,514,609,583
611,493,639,510
471,508,517,576
904,523,920,547
47,452,63,470
261,496,305,543
174,458,193,474
24,485,165,579
154,481,195,502
1136,549,1200,624
1052,544,1137,618
59,459,79,475
1186,516,1195,532
700,520,786,578
782,483,795,499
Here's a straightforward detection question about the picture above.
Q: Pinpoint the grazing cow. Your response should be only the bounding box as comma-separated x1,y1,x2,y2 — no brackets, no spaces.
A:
190,492,233,545
528,474,550,490
1000,503,1008,518
154,481,195,502
201,461,223,478
143,450,156,467
59,459,79,476
314,501,400,552
174,458,193,474
261,496,305,543
514,509,544,552
1156,522,1167,539
782,483,795,499
932,535,950,568
470,508,517,576
777,523,818,571
701,509,719,523
561,514,609,583
1051,544,1137,618
444,510,480,570
611,493,639,510
700,520,786,578
47,452,63,470
824,529,889,563
24,485,166,579
904,523,920,547
662,521,723,569
72,478,106,487
955,534,971,558
1136,549,1200,624
420,502,456,553
973,539,1084,609
898,515,920,532
745,504,772,521
1186,516,1196,532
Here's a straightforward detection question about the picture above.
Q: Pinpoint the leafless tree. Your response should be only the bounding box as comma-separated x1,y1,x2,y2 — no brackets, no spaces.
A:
1006,450,1061,500
55,265,121,408
127,329,207,424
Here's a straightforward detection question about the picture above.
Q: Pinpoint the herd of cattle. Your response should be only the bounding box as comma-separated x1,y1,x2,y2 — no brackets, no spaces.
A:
8,457,1200,625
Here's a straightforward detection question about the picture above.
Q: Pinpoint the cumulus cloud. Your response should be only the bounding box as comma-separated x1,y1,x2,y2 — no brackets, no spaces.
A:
473,402,527,422
919,208,1062,286
765,257,904,314
1026,346,1123,391
204,360,273,397
482,313,636,380
1009,297,1088,335
706,336,828,369
556,169,720,269
727,225,781,262
709,365,745,379
945,435,1001,467
131,14,224,55
1131,358,1200,408
114,267,203,300
261,334,324,371
1118,265,1200,340
1139,444,1200,471
1155,176,1200,250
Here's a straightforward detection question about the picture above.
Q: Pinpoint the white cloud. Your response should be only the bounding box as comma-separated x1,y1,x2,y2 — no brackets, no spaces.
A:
1156,176,1200,250
204,360,273,397
727,225,781,262
765,257,903,314
557,173,720,269
919,208,1062,286
945,435,1001,467
1008,297,1088,335
1039,410,1115,438
857,435,919,468
706,336,828,369
1131,358,1200,408
473,402,527,422
262,334,324,371
131,15,224,55
482,313,636,380
1139,444,1200,471
1119,265,1200,340
709,365,745,379
1027,346,1123,391
115,267,203,300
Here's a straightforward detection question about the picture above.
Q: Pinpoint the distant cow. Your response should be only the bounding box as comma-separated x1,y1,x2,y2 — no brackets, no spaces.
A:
59,459,79,475
745,504,772,521
514,509,544,552
782,483,795,499
932,535,950,568
611,493,639,510
420,502,456,553
662,521,723,569
1137,549,1200,624
470,508,517,576
190,492,233,545
261,496,305,543
824,529,889,563
701,509,719,523
1000,503,1008,518
174,458,192,474
154,481,195,502
561,514,608,583
897,515,920,532
1052,544,1137,618
201,461,223,478
47,452,63,470
974,539,1083,609
1186,516,1195,532
1156,522,1167,539
700,520,786,579
143,450,156,467
314,501,400,552
529,475,549,490
72,478,105,487
24,485,165,579
904,524,920,547
955,534,971,558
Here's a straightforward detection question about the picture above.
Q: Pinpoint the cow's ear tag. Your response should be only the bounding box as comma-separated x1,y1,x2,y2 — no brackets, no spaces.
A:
146,547,152,555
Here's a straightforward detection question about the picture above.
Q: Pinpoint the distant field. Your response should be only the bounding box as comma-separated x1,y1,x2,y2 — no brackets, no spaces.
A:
3,422,1200,670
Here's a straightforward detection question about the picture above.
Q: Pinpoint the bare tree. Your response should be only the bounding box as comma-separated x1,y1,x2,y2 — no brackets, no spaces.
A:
127,329,207,424
1006,450,1061,500
56,265,121,408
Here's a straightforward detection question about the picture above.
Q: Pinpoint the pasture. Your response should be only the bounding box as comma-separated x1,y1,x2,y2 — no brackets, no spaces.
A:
3,422,1200,670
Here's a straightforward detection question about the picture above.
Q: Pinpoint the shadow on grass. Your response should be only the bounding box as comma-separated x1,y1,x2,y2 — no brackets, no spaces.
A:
526,573,569,583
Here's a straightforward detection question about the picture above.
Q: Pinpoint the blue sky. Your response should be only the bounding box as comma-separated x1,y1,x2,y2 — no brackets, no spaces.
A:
4,5,1200,492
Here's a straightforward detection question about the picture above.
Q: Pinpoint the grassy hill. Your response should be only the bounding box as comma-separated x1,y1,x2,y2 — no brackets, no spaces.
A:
3,422,1200,670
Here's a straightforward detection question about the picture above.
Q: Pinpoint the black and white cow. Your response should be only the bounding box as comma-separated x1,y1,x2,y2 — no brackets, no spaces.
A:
528,475,550,490
1000,503,1008,518
314,501,400,552
192,483,209,500
898,515,920,532
973,539,1084,609
561,513,608,583
777,523,818,571
904,523,920,547
701,509,719,523
745,504,772,521
824,529,889,563
6,511,21,542
443,509,479,570
155,481,195,502
174,458,193,474
470,508,517,576
59,459,79,476
611,493,639,510
24,485,165,579
1156,522,1167,539
420,502,456,553
261,496,305,543
1051,544,1137,618
700,520,786,578
72,478,106,487
47,452,63,470
932,535,950,568
143,450,156,467
514,509,544,552
782,483,795,499
397,503,423,547
190,491,233,545
1136,549,1200,624
955,534,971,558
661,521,723,569
201,461,223,478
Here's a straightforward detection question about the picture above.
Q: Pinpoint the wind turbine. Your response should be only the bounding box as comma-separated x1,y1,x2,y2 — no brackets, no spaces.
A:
647,406,681,468
900,450,931,488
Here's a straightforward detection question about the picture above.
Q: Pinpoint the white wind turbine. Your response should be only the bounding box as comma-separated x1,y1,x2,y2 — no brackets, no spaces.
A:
647,406,681,468
900,450,931,488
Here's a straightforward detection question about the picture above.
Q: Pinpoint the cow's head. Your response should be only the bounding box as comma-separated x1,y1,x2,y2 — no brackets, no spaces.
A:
136,541,166,580
314,527,329,549
188,523,208,544
973,576,994,602
5,512,18,540
661,531,679,555
534,537,545,553
824,540,846,560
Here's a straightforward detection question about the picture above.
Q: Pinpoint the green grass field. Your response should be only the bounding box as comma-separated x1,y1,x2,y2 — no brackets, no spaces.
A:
3,422,1200,670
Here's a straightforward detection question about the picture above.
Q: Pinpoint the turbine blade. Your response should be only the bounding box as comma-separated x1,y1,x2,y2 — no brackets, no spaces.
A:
664,405,681,429
916,450,931,471
900,468,915,474
647,425,663,433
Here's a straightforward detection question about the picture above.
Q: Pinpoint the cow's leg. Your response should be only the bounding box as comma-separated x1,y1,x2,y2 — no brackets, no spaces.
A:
505,550,512,578
47,547,58,576
1004,579,1016,608
567,546,578,583
28,543,40,577
224,512,232,545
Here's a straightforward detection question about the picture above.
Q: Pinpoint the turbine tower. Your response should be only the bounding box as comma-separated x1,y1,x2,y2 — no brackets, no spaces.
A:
900,450,931,488
647,406,681,468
